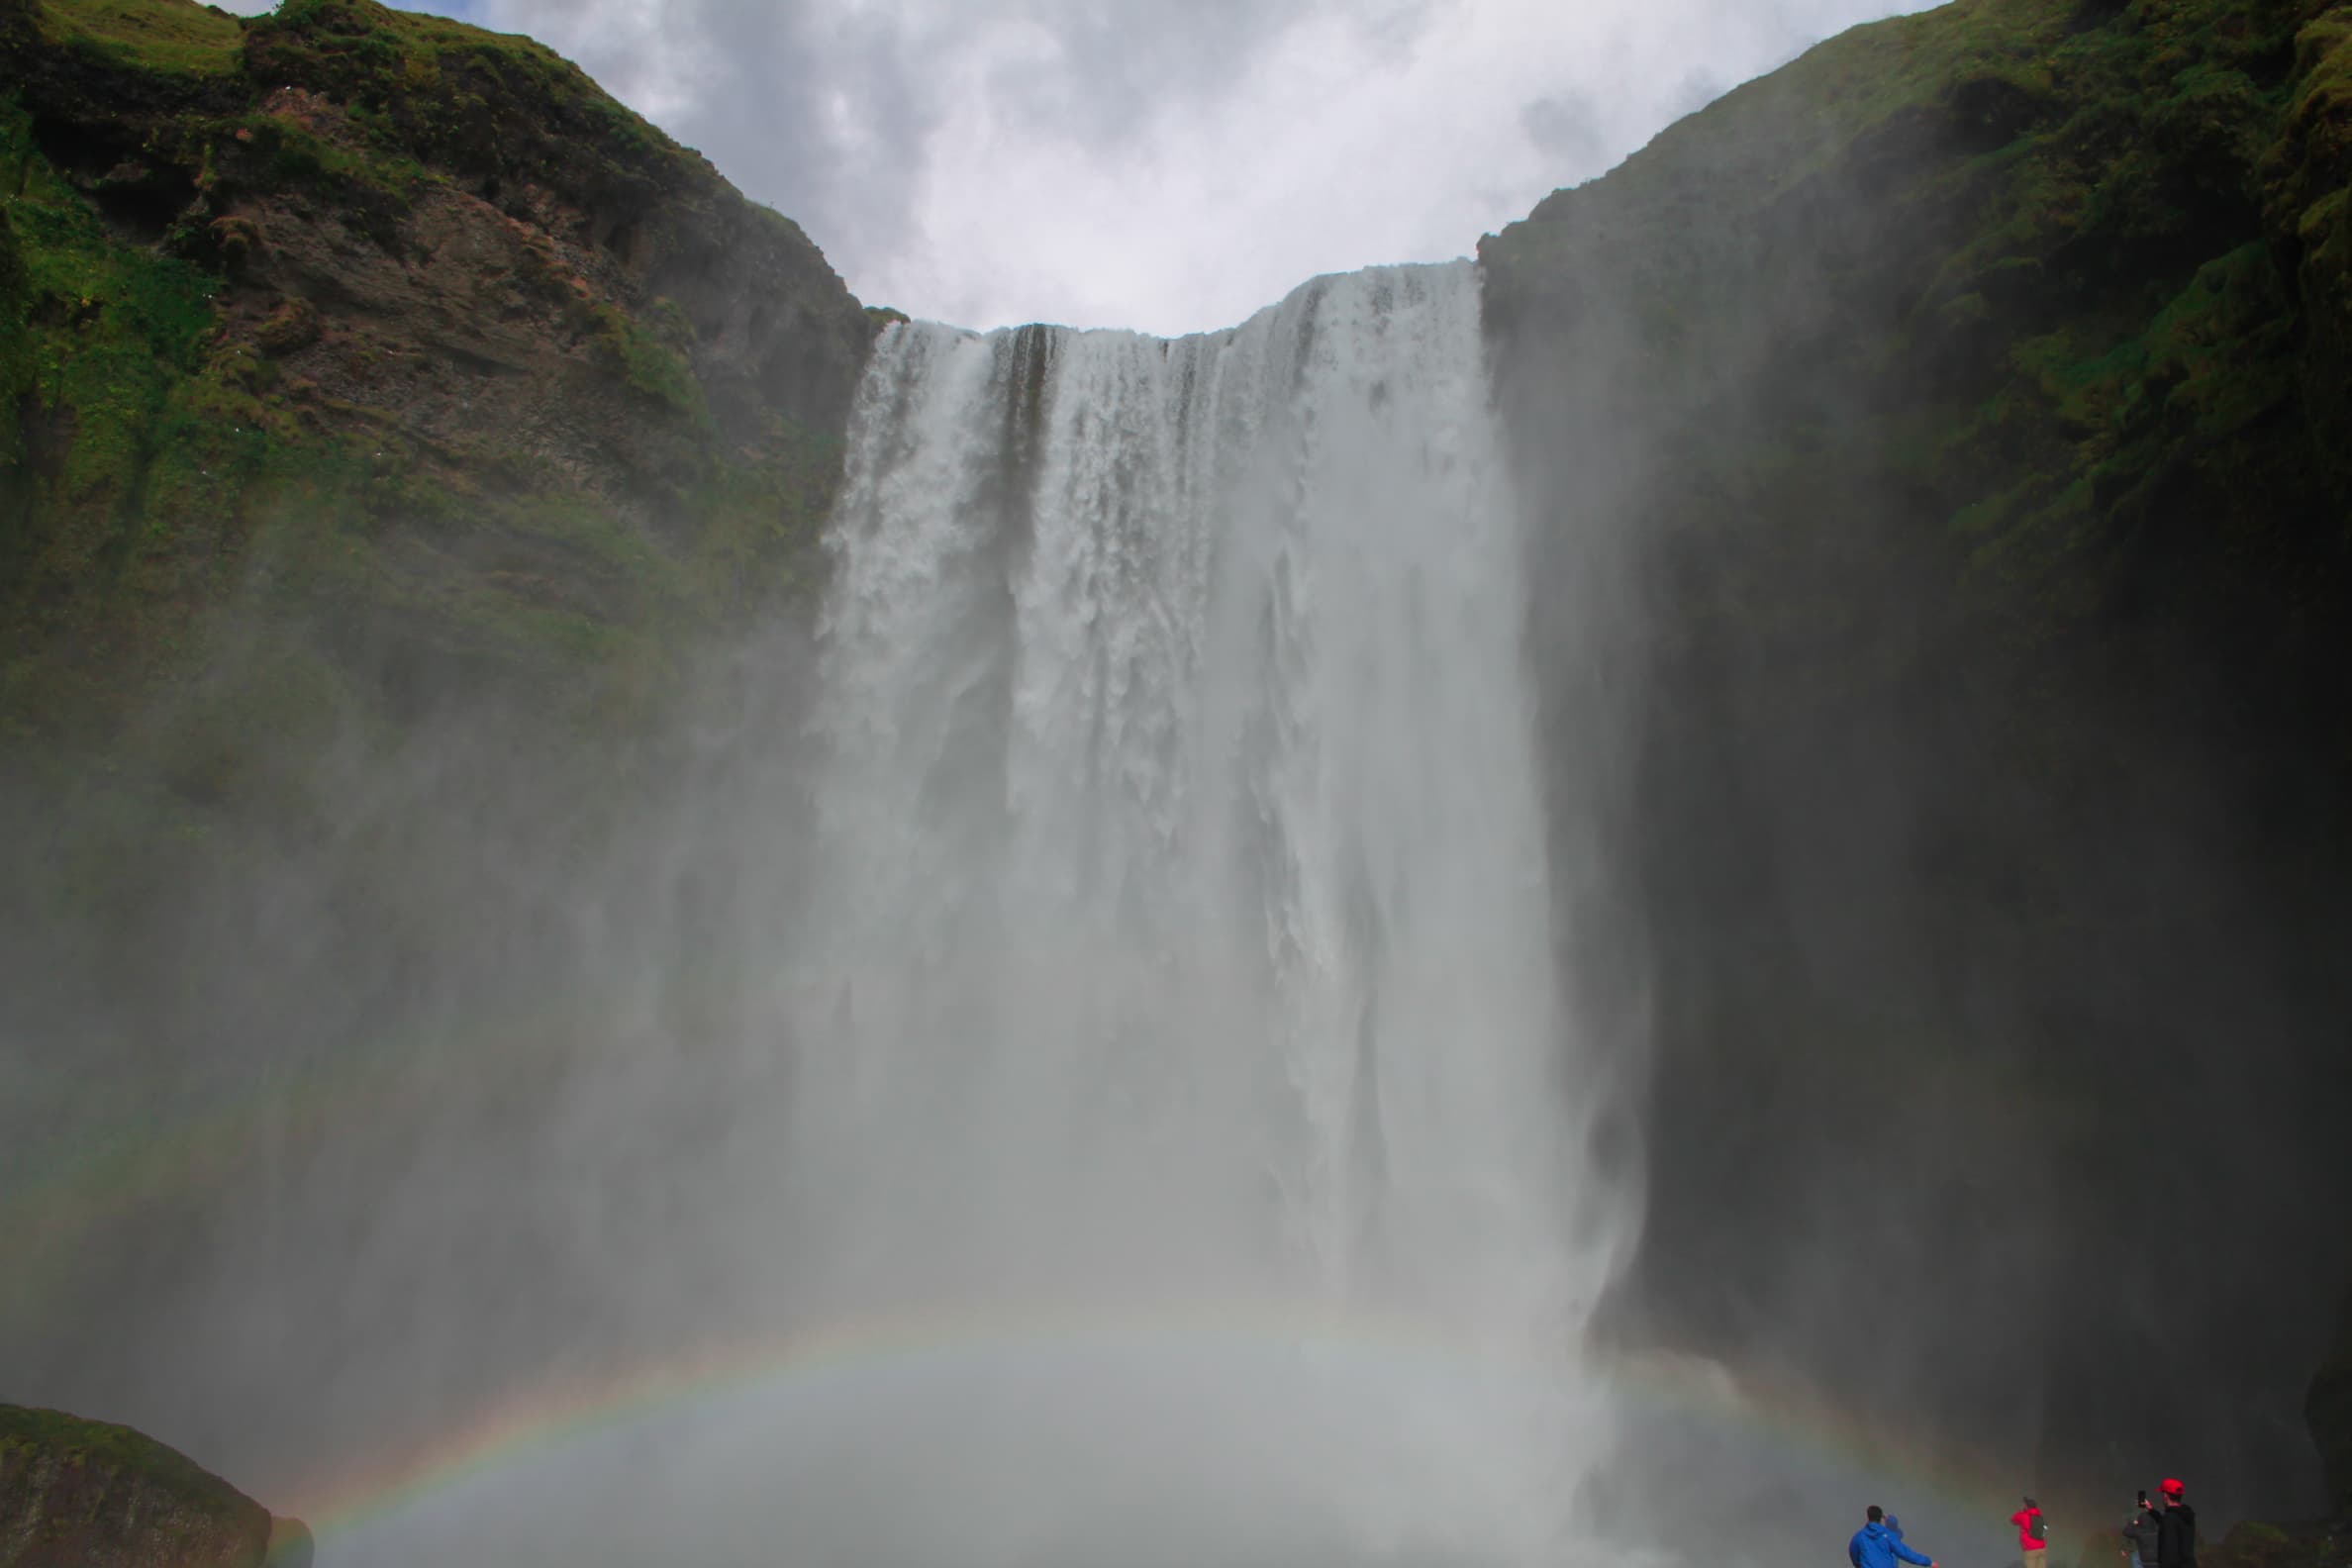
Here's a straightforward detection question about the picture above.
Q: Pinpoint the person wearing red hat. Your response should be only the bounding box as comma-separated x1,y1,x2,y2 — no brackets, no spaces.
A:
2011,1496,2050,1568
2155,1479,2199,1568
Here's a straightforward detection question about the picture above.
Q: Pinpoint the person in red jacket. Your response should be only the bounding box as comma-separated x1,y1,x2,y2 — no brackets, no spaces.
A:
2011,1496,2050,1568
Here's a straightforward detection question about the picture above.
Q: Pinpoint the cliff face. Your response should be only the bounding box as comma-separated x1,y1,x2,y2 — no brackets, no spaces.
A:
1486,0,2352,1516
0,1405,293,1568
0,0,871,764
0,0,874,1141
0,1,873,1473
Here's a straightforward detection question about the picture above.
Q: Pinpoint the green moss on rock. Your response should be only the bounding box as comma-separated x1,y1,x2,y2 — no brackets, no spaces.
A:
0,0,872,964
1484,0,2352,842
1481,0,2352,1494
0,0,870,778
0,1404,271,1568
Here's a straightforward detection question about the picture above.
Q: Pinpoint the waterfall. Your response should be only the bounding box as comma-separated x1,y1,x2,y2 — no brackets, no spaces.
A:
759,261,1619,1566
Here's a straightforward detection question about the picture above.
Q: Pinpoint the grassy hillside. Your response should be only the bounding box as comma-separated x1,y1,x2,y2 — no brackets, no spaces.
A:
0,0,872,777
0,0,878,994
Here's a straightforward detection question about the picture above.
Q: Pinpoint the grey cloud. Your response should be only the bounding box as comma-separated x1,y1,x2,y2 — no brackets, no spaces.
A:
462,0,1937,329
974,0,1440,142
660,6,939,298
485,0,1443,312
467,0,918,295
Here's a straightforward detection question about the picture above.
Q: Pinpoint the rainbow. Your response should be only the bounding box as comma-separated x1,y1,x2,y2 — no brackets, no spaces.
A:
288,1297,1524,1535
7,999,2045,1554
1616,1347,2035,1521
278,1302,2032,1553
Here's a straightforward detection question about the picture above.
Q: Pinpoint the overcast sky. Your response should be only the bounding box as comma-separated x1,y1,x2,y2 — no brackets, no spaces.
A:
225,0,1934,334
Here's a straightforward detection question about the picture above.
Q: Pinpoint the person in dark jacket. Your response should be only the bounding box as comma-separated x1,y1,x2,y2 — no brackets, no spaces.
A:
2155,1478,2198,1568
2121,1490,2162,1568
1851,1504,1936,1568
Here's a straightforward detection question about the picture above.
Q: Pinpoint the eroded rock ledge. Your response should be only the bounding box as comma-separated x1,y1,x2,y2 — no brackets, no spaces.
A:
0,1405,311,1568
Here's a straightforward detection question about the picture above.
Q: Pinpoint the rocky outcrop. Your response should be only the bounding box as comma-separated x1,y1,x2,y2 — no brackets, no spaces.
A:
0,1405,286,1568
0,0,878,1036
1484,0,2352,1516
0,0,873,758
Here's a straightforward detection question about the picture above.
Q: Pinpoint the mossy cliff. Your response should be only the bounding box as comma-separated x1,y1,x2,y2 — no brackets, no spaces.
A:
1485,0,2352,1514
0,6,900,1494
0,1404,309,1567
0,0,877,1054
0,0,871,774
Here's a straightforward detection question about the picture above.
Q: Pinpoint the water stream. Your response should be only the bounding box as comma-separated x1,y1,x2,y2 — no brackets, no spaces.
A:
755,260,1618,1565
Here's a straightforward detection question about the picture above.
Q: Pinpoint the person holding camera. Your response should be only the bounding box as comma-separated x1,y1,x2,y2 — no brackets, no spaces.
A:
2122,1488,2162,1568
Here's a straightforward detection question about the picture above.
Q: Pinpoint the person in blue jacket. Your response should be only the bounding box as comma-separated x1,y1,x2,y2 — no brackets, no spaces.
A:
1850,1505,1937,1568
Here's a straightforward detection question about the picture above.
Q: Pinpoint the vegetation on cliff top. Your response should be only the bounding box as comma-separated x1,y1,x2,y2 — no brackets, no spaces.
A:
1488,0,2351,671
32,0,242,75
0,0,869,772
0,0,875,978
0,1403,276,1566
2,1403,241,1503
1483,0,2352,941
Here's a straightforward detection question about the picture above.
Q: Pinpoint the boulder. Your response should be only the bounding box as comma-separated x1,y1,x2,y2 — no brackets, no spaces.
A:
0,1405,273,1568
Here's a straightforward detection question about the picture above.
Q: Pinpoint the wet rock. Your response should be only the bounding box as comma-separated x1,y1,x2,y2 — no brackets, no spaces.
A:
0,1405,272,1568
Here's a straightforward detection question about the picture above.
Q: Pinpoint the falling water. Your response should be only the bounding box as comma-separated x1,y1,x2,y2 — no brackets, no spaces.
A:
751,261,1621,1566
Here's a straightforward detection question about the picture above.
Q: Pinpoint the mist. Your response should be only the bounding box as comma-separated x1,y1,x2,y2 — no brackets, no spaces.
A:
7,264,1642,1566
11,1,2352,1560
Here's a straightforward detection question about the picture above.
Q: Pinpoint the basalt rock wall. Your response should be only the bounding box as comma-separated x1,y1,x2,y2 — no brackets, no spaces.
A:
1484,0,2352,1519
